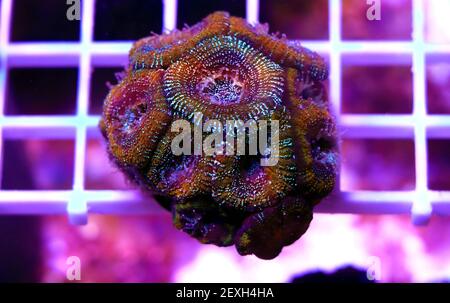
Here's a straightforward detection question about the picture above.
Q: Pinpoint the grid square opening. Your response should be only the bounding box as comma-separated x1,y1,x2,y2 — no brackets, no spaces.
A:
10,0,80,42
177,0,245,28
426,60,450,114
424,0,450,44
342,0,412,41
84,136,133,190
259,0,328,39
341,139,416,191
427,139,450,190
342,65,413,114
1,139,75,190
94,0,163,41
5,67,78,115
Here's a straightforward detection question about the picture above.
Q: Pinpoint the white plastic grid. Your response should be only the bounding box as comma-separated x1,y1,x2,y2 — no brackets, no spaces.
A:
0,0,449,225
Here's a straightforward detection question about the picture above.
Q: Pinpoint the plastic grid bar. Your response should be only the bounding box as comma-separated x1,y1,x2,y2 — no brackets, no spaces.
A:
0,0,449,224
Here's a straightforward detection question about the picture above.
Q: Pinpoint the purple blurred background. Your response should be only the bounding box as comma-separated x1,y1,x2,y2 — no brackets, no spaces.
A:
0,0,449,282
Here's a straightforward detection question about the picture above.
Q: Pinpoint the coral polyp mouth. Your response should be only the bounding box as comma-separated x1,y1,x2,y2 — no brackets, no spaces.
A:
198,68,244,105
100,11,338,260
115,102,147,135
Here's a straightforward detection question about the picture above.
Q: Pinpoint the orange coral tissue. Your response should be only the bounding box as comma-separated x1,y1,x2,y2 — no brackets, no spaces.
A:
100,12,338,259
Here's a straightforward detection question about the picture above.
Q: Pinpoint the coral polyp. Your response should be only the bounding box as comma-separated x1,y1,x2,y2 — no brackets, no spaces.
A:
163,35,284,122
100,12,338,259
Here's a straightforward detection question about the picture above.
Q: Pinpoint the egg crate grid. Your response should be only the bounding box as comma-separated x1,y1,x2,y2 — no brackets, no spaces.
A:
0,0,449,225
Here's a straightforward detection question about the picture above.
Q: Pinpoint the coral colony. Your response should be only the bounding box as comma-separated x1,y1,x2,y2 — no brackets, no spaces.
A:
100,12,338,259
